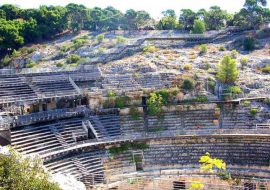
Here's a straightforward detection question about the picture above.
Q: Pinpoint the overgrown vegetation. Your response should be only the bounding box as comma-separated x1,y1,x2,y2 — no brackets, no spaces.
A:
96,34,105,43
147,93,164,115
199,44,207,54
192,19,206,34
227,86,242,94
243,36,256,51
129,107,141,120
250,107,258,117
108,142,149,156
143,45,157,53
262,65,270,73
216,55,239,84
0,146,61,190
182,78,195,90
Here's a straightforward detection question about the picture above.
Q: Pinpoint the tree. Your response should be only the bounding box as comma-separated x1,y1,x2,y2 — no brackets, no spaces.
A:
157,9,179,30
146,93,164,115
0,146,61,190
199,152,226,172
216,55,239,84
192,19,206,34
0,9,6,19
204,6,229,30
0,4,21,20
66,3,88,32
179,9,197,30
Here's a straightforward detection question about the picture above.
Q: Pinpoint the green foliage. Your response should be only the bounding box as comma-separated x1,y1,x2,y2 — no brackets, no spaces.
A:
116,36,126,44
250,107,258,117
179,9,197,30
262,65,270,73
155,89,170,104
243,37,256,51
72,37,88,49
0,146,61,190
189,181,204,190
192,19,206,34
147,93,164,116
143,45,157,53
129,107,141,120
157,10,180,30
98,47,106,54
195,95,209,102
219,46,226,51
96,34,105,43
115,96,130,108
109,143,149,156
264,98,270,106
182,78,195,90
199,44,207,54
227,86,242,94
66,54,81,64
0,55,11,68
240,57,249,68
204,6,229,30
108,91,116,97
25,61,37,68
56,63,64,67
230,49,238,58
216,55,239,84
199,152,226,172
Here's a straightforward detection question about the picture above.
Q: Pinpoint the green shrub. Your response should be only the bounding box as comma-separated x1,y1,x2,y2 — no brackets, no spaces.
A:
116,36,127,44
72,38,88,49
143,45,157,53
219,46,226,51
216,55,239,84
240,57,249,68
231,49,238,58
11,49,21,57
155,89,169,104
199,44,207,54
183,64,192,70
262,65,270,73
243,37,255,51
60,45,70,52
227,86,242,94
108,91,116,97
56,63,64,67
25,61,36,68
192,19,206,34
0,55,11,67
96,34,105,43
109,143,149,156
182,78,195,90
147,93,164,115
195,96,208,102
250,107,258,117
129,107,140,120
98,47,106,54
115,96,130,108
203,62,211,70
66,54,81,64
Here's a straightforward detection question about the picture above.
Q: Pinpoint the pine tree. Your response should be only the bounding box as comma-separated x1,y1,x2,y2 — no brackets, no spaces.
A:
216,55,239,84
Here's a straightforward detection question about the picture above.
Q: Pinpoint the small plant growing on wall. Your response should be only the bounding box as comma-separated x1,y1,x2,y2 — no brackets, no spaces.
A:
250,107,258,117
146,93,164,116
129,107,140,120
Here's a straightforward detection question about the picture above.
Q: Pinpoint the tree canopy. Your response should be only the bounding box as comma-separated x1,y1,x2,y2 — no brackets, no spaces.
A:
216,55,239,84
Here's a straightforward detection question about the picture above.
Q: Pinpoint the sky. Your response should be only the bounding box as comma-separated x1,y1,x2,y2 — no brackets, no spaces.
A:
1,0,270,19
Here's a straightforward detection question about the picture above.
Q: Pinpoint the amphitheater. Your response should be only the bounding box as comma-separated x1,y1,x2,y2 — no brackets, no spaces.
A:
0,29,270,190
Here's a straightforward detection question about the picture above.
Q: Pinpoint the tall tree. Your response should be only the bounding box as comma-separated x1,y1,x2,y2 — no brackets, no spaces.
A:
216,55,239,84
157,9,179,30
204,6,229,30
0,4,21,20
66,3,88,32
192,19,206,34
179,9,197,30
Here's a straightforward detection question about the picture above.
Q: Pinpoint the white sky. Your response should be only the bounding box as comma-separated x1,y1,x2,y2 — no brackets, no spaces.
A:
1,0,270,19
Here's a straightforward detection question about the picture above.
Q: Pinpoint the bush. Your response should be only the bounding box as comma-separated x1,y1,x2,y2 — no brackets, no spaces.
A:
199,44,207,54
183,64,192,70
243,37,255,51
182,78,195,90
143,45,157,53
98,47,106,54
262,65,270,73
227,86,242,94
66,54,81,64
231,50,238,58
240,57,249,68
11,49,21,57
192,19,206,34
116,36,126,44
250,107,258,117
96,34,105,43
56,63,64,67
0,55,11,67
195,96,208,102
129,107,140,120
115,96,130,108
155,89,169,104
147,93,164,115
203,62,211,70
25,61,36,68
108,91,116,97
216,55,239,84
219,46,226,51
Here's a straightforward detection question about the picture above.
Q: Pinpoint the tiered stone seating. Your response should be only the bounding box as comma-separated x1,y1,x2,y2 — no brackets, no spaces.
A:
11,117,87,154
0,74,38,104
142,136,270,169
222,107,257,129
31,79,79,98
89,114,122,138
120,115,145,135
45,150,105,186
102,74,141,91
135,73,170,89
